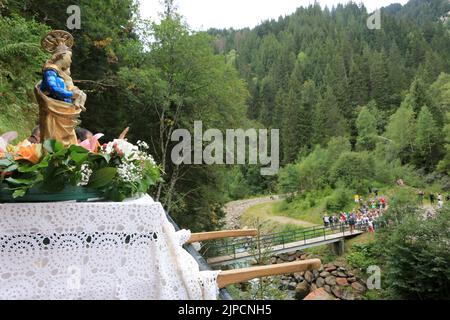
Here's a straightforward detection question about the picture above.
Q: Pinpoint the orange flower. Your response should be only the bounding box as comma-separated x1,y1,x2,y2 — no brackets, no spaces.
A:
14,143,42,164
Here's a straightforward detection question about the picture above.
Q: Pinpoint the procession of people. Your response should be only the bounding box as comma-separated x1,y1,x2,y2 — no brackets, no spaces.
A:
323,195,387,234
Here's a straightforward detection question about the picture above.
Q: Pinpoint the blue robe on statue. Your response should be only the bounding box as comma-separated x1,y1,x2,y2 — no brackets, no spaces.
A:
40,70,74,103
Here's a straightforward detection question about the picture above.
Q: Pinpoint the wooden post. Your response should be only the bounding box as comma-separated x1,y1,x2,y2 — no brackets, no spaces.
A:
217,259,321,289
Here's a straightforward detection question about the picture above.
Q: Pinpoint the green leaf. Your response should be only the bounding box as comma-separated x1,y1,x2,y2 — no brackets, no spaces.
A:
68,145,89,154
0,159,13,167
70,151,88,164
4,164,18,172
88,167,117,189
89,153,111,164
6,177,35,185
43,140,64,153
69,145,89,163
12,189,27,198
18,159,49,173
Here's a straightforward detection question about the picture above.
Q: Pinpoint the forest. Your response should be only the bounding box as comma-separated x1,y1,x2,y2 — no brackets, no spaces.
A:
1,0,450,300
0,0,449,229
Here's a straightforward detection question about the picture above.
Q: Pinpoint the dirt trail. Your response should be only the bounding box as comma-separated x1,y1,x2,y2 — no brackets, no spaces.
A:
223,195,317,229
266,215,316,227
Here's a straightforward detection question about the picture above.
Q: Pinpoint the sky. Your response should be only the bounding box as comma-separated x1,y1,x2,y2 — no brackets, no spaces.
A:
139,0,410,30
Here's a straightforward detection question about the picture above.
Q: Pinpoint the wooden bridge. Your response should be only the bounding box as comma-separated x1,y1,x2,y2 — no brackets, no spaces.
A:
168,211,382,300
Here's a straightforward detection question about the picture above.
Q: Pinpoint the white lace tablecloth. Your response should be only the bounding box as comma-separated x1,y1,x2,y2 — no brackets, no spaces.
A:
0,195,219,300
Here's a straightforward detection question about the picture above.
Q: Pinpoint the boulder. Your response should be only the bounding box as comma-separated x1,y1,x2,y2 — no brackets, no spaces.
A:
320,271,330,278
340,290,357,301
287,255,296,262
324,264,337,272
324,285,331,293
351,282,366,293
347,272,355,278
348,277,357,283
270,257,277,264
338,267,347,272
304,271,314,283
313,270,319,279
310,283,318,291
331,271,338,276
336,271,347,278
325,276,336,286
332,286,357,300
293,272,304,282
336,278,349,286
279,253,289,261
316,277,325,288
288,282,297,290
295,281,310,300
303,288,336,300
331,286,343,299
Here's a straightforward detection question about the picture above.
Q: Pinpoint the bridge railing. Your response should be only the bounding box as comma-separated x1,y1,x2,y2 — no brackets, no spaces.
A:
202,220,386,259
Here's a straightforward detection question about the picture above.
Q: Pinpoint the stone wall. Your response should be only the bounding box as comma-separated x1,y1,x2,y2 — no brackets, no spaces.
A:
271,250,367,300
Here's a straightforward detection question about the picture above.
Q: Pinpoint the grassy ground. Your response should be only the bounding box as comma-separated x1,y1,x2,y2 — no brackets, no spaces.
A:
272,198,326,225
0,109,37,141
240,201,319,234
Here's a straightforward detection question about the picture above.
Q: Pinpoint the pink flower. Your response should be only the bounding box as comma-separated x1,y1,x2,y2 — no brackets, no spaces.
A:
114,142,124,157
79,133,104,153
0,131,18,153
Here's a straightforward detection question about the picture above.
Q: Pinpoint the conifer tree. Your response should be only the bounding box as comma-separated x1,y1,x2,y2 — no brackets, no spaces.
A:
356,105,378,151
414,105,442,170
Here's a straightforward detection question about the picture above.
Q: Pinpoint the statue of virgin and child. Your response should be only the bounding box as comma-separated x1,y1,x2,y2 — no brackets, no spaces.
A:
35,30,87,147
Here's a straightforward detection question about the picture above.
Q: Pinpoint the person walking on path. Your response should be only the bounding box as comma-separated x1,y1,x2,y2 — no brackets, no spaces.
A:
323,215,330,228
349,212,356,234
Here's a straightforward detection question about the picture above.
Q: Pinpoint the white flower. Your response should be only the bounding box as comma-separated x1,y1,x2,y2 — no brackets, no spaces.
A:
103,139,139,158
117,161,143,183
131,150,156,165
137,140,149,150
77,163,93,186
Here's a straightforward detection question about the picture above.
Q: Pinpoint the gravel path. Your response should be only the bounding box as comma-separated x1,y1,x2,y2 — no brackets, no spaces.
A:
223,195,283,229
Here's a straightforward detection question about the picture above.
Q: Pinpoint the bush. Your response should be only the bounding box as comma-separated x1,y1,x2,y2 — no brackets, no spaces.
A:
377,204,450,299
326,187,353,212
330,152,375,194
347,243,378,270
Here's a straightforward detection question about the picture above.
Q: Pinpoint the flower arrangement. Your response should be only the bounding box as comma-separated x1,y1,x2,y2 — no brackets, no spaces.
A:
0,132,162,202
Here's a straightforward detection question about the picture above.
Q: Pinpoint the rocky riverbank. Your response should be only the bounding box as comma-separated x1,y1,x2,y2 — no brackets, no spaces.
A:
272,251,367,300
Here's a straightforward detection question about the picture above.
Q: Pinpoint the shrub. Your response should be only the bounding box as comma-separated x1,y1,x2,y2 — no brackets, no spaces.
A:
326,187,353,212
347,243,378,270
377,204,450,299
330,152,375,194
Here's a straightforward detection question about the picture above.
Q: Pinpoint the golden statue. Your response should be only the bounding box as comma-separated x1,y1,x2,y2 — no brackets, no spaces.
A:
34,30,87,147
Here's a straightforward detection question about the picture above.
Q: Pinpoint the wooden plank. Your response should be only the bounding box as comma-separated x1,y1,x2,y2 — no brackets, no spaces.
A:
187,229,257,244
217,259,321,288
